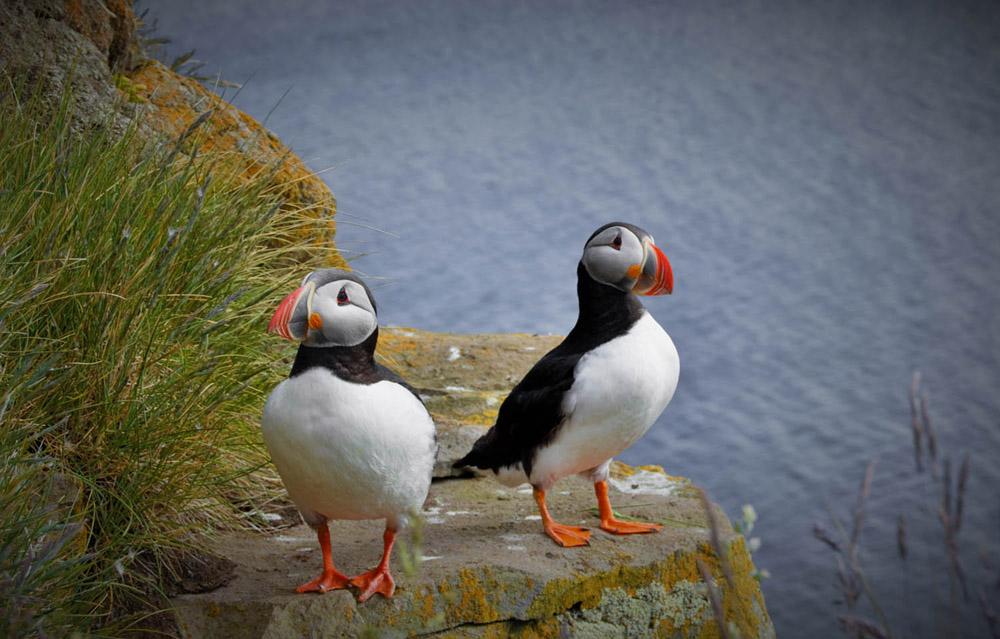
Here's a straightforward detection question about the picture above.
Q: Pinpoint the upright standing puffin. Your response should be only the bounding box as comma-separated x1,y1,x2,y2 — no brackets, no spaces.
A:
262,269,436,600
455,223,678,547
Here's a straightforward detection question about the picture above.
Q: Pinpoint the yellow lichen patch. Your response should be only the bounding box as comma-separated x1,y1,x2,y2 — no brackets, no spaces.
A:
126,61,346,268
451,567,501,623
715,537,771,639
113,73,147,103
521,538,770,639
610,461,687,484
429,618,562,639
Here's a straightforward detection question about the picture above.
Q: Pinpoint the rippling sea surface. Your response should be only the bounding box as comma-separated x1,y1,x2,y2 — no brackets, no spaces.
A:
146,2,1000,635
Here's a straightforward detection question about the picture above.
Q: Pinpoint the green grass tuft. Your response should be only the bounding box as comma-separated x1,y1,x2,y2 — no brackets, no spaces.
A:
0,85,332,634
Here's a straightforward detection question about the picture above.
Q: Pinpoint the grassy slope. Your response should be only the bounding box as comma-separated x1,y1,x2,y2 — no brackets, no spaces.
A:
0,88,331,635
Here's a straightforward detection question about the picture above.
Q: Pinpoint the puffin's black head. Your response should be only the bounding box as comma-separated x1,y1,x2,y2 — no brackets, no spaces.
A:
267,269,378,347
581,222,673,295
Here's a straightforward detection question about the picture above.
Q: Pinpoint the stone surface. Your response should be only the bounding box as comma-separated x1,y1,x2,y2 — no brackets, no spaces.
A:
377,328,562,477
0,0,133,133
173,470,773,638
205,326,774,636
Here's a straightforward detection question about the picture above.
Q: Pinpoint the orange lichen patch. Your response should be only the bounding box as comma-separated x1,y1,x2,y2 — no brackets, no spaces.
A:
126,61,346,268
64,0,114,55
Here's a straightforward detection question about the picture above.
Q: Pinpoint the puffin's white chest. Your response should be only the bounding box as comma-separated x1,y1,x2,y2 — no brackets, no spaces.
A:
261,368,435,523
531,312,679,486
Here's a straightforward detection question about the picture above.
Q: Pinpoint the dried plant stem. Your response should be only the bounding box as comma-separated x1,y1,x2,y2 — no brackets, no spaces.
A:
696,558,732,639
981,589,1000,639
820,462,893,638
696,487,734,591
939,455,970,610
909,371,924,473
839,615,889,639
921,393,939,478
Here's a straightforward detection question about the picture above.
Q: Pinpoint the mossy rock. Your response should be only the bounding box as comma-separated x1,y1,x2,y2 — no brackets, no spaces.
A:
125,60,346,268
172,471,773,638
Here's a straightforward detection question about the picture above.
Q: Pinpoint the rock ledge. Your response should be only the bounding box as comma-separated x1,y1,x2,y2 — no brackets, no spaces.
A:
174,330,773,638
173,471,772,638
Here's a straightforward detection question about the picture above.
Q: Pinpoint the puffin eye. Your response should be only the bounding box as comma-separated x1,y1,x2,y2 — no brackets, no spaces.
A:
611,233,622,250
336,287,349,305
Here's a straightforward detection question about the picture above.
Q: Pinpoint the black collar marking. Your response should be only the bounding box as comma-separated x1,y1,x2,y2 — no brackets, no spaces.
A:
289,328,421,398
454,263,645,477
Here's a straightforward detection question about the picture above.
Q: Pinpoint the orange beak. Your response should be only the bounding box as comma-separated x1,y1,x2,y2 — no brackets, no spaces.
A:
634,242,673,296
268,285,310,340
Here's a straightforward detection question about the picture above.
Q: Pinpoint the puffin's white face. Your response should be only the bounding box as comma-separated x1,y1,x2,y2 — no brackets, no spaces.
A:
581,223,673,295
267,269,378,347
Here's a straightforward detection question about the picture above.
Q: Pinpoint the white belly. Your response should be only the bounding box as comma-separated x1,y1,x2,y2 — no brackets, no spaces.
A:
261,368,436,524
530,312,679,488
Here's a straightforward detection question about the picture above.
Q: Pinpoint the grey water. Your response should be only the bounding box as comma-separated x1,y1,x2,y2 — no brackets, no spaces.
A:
146,1,1000,636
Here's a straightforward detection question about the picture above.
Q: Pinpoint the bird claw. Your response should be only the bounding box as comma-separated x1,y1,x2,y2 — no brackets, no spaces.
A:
599,518,663,535
295,568,350,594
544,522,592,547
350,567,396,602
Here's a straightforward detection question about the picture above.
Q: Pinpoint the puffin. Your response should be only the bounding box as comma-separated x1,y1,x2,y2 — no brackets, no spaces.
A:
262,269,436,600
455,222,678,547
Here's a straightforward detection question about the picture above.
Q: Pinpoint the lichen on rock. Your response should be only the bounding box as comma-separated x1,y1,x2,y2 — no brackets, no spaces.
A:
124,59,345,267
172,468,773,638
0,0,345,267
186,328,775,638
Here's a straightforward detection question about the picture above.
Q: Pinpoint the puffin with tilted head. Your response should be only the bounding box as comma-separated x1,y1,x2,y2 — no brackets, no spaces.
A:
262,269,436,600
455,223,678,547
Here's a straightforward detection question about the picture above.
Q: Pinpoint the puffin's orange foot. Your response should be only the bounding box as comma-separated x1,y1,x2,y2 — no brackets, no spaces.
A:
295,568,350,594
600,518,663,535
350,567,395,602
544,522,592,547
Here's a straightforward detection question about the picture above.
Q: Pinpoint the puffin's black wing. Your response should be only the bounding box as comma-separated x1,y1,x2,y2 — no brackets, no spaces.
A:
454,343,583,476
375,363,425,405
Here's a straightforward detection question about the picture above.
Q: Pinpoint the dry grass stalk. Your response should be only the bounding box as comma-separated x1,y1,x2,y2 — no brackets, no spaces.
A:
981,589,1000,639
814,460,891,636
696,557,732,639
814,524,841,553
909,372,924,473
850,461,876,562
920,393,938,477
839,615,889,639
910,371,941,478
696,487,734,591
896,515,907,561
939,454,970,603
818,374,995,637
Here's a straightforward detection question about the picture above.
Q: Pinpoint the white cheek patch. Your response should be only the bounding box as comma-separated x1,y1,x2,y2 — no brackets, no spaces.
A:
582,240,644,289
310,295,377,346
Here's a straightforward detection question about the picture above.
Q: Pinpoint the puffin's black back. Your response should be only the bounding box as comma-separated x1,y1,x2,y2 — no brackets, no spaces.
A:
455,262,644,476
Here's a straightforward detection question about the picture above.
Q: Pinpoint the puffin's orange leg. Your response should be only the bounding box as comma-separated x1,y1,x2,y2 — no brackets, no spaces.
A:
595,480,663,535
296,524,350,593
350,527,397,602
533,487,591,547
